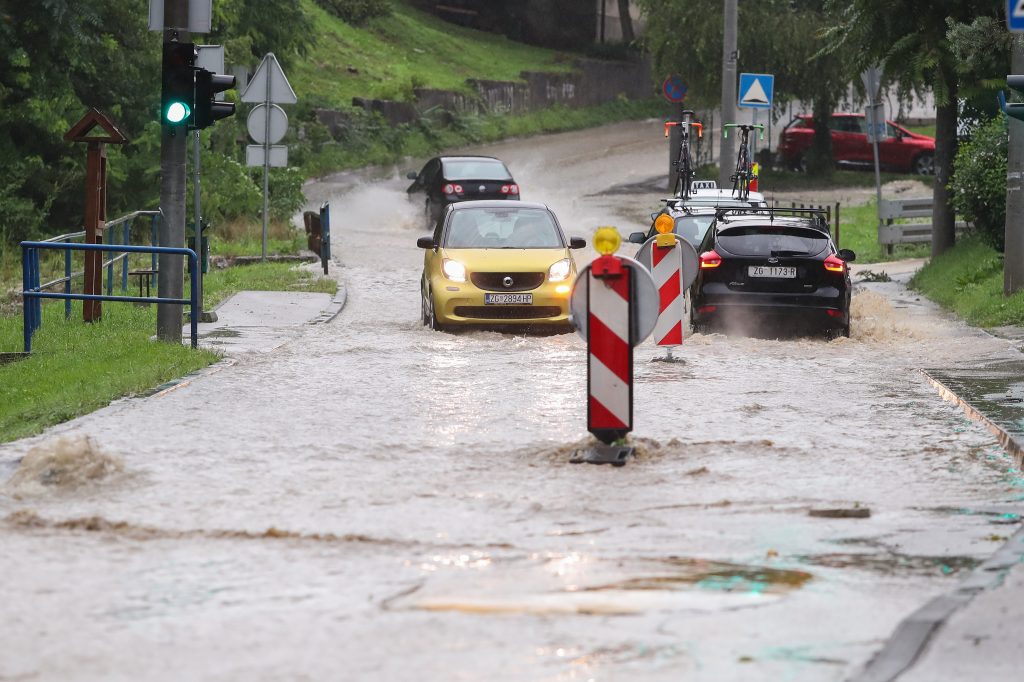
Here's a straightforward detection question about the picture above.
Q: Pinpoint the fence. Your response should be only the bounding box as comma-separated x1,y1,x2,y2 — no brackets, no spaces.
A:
783,201,842,245
20,241,200,353
878,197,968,246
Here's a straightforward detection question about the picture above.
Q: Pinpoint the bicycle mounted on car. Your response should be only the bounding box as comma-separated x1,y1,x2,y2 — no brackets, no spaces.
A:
723,123,765,201
664,110,704,198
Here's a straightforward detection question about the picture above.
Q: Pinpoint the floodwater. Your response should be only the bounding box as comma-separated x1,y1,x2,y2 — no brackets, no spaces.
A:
2,120,1023,681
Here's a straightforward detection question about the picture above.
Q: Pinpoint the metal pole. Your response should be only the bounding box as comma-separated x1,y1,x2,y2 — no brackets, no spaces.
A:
122,221,130,292
64,244,72,320
1006,36,1024,295
157,0,189,343
262,56,272,262
719,0,738,188
192,129,205,317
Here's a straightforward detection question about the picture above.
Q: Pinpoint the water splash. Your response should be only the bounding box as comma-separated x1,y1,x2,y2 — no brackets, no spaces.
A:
3,435,123,496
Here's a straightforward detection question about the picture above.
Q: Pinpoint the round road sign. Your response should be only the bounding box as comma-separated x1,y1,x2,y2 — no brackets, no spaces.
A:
247,103,288,145
636,235,700,290
662,75,688,103
569,257,659,345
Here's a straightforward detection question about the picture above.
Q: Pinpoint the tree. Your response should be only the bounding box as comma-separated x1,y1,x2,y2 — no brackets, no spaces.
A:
635,0,850,174
823,0,1004,257
618,0,635,43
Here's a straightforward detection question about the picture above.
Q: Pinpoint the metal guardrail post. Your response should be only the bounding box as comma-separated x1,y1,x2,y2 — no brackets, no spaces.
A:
64,242,72,320
22,246,32,353
320,201,331,275
189,251,199,349
122,221,130,292
31,249,41,334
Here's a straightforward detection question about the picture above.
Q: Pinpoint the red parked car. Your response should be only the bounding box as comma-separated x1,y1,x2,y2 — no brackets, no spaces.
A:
777,113,935,175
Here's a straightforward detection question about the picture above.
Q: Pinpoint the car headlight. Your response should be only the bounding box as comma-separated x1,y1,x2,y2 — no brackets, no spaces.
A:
548,258,572,282
442,259,466,282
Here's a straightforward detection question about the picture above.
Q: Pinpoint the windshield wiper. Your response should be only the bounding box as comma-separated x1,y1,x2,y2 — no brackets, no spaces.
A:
770,249,809,257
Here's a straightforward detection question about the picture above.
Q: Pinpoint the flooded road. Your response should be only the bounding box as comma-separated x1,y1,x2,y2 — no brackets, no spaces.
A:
3,120,1024,681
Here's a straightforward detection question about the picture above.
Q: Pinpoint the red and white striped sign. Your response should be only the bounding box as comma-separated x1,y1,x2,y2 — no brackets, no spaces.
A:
650,243,684,346
587,261,632,442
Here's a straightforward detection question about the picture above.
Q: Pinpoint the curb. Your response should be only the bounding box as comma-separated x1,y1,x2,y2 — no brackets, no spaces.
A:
310,282,348,325
922,370,1024,468
140,357,238,399
848,371,1024,681
849,526,1024,682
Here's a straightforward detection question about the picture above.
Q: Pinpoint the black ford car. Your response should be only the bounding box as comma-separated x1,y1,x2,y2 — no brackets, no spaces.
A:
407,155,520,229
690,208,856,338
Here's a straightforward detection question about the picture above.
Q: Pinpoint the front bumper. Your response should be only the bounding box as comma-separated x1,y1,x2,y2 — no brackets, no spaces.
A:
433,278,572,326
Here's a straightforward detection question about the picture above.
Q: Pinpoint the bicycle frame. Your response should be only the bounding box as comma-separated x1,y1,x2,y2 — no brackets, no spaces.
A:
723,124,765,201
664,114,704,198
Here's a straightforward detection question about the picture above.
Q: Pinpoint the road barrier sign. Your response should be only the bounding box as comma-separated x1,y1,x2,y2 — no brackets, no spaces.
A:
569,228,658,465
662,74,688,103
636,217,699,355
738,73,774,110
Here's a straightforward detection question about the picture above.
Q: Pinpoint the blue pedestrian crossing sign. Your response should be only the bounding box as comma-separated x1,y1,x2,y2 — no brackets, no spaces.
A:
738,73,774,110
1010,0,1024,31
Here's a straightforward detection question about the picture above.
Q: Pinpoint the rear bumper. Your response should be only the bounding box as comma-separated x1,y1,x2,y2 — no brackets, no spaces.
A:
693,284,848,324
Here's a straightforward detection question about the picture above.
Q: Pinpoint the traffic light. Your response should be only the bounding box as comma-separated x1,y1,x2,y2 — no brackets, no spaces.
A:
1003,75,1024,122
193,69,236,130
162,41,196,126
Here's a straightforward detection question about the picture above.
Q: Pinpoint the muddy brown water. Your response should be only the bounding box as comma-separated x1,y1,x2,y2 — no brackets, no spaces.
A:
1,121,1022,681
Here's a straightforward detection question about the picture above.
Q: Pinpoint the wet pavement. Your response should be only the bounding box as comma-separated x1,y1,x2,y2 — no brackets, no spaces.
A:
2,120,1023,681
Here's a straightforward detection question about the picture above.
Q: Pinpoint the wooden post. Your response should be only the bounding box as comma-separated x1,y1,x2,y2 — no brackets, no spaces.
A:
835,202,841,247
64,109,128,322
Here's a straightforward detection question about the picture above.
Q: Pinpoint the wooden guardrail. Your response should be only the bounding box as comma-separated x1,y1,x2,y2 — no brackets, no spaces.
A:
878,197,968,245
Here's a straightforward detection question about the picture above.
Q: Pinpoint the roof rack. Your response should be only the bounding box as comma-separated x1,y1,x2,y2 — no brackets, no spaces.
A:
713,207,831,231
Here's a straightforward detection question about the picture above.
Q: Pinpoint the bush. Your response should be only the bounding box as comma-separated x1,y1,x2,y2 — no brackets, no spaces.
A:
951,116,1007,251
314,0,390,25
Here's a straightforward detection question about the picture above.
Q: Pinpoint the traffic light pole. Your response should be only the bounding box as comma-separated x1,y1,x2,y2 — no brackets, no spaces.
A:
719,0,737,189
158,1,190,343
1007,36,1024,296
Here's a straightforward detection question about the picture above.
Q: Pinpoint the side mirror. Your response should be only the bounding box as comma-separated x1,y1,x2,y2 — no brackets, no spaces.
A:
628,231,647,244
650,212,660,222
417,236,436,249
406,171,418,180
838,248,856,262
569,237,586,249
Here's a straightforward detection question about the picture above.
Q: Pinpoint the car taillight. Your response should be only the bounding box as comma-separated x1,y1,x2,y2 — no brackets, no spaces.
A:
500,184,519,195
699,250,722,269
697,305,717,314
824,254,846,273
443,184,464,195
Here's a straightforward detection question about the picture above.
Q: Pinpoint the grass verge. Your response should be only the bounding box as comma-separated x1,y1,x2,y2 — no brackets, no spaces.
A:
909,235,1024,327
0,263,336,444
833,201,931,264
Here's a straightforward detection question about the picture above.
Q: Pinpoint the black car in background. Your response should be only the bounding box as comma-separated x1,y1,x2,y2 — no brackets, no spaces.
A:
407,155,520,229
690,208,856,338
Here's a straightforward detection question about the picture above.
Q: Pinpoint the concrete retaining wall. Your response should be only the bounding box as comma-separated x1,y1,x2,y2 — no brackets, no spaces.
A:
327,58,651,128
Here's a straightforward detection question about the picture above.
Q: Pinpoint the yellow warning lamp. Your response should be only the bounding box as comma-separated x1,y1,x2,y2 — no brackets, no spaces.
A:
654,213,677,248
594,227,621,256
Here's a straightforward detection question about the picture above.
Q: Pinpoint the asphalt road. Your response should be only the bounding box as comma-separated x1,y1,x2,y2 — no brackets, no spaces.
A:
2,120,1023,681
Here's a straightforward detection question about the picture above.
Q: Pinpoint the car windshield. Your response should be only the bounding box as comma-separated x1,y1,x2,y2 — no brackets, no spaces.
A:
442,159,512,181
717,225,829,257
664,216,714,244
445,208,563,249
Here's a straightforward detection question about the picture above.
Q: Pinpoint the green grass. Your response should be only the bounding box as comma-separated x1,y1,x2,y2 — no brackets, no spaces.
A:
208,234,305,258
833,201,931,263
0,263,336,443
759,166,914,191
910,235,1024,327
291,0,574,107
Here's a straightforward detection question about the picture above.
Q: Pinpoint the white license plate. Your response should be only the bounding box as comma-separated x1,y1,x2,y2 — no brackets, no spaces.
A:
485,293,532,305
749,266,797,278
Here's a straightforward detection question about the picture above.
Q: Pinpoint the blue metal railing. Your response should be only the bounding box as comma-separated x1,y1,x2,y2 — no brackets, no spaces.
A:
37,210,162,320
20,242,200,352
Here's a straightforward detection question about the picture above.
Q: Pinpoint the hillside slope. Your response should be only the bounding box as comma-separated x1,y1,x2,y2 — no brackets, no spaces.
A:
289,0,575,108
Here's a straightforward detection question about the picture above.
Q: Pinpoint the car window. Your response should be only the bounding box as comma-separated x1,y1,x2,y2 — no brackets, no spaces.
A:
831,117,866,134
442,160,513,181
784,118,810,130
657,215,713,245
444,208,562,249
716,225,829,257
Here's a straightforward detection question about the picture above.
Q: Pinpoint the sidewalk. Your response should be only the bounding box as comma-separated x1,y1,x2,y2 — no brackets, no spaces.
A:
848,262,1024,681
182,287,346,355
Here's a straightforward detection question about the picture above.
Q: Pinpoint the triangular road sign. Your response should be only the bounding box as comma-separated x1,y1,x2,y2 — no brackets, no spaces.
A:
741,79,769,105
241,53,297,105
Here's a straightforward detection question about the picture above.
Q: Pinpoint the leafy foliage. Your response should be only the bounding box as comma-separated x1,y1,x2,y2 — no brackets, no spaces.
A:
951,117,1007,251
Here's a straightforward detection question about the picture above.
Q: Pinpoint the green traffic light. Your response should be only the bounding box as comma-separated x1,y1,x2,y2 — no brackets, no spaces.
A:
165,101,191,124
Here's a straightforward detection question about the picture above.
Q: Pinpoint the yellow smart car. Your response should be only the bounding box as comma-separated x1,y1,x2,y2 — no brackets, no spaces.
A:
416,201,586,331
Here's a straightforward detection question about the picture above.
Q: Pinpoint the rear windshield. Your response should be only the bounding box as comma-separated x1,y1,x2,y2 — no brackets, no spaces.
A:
445,207,563,249
717,225,829,257
442,159,512,181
